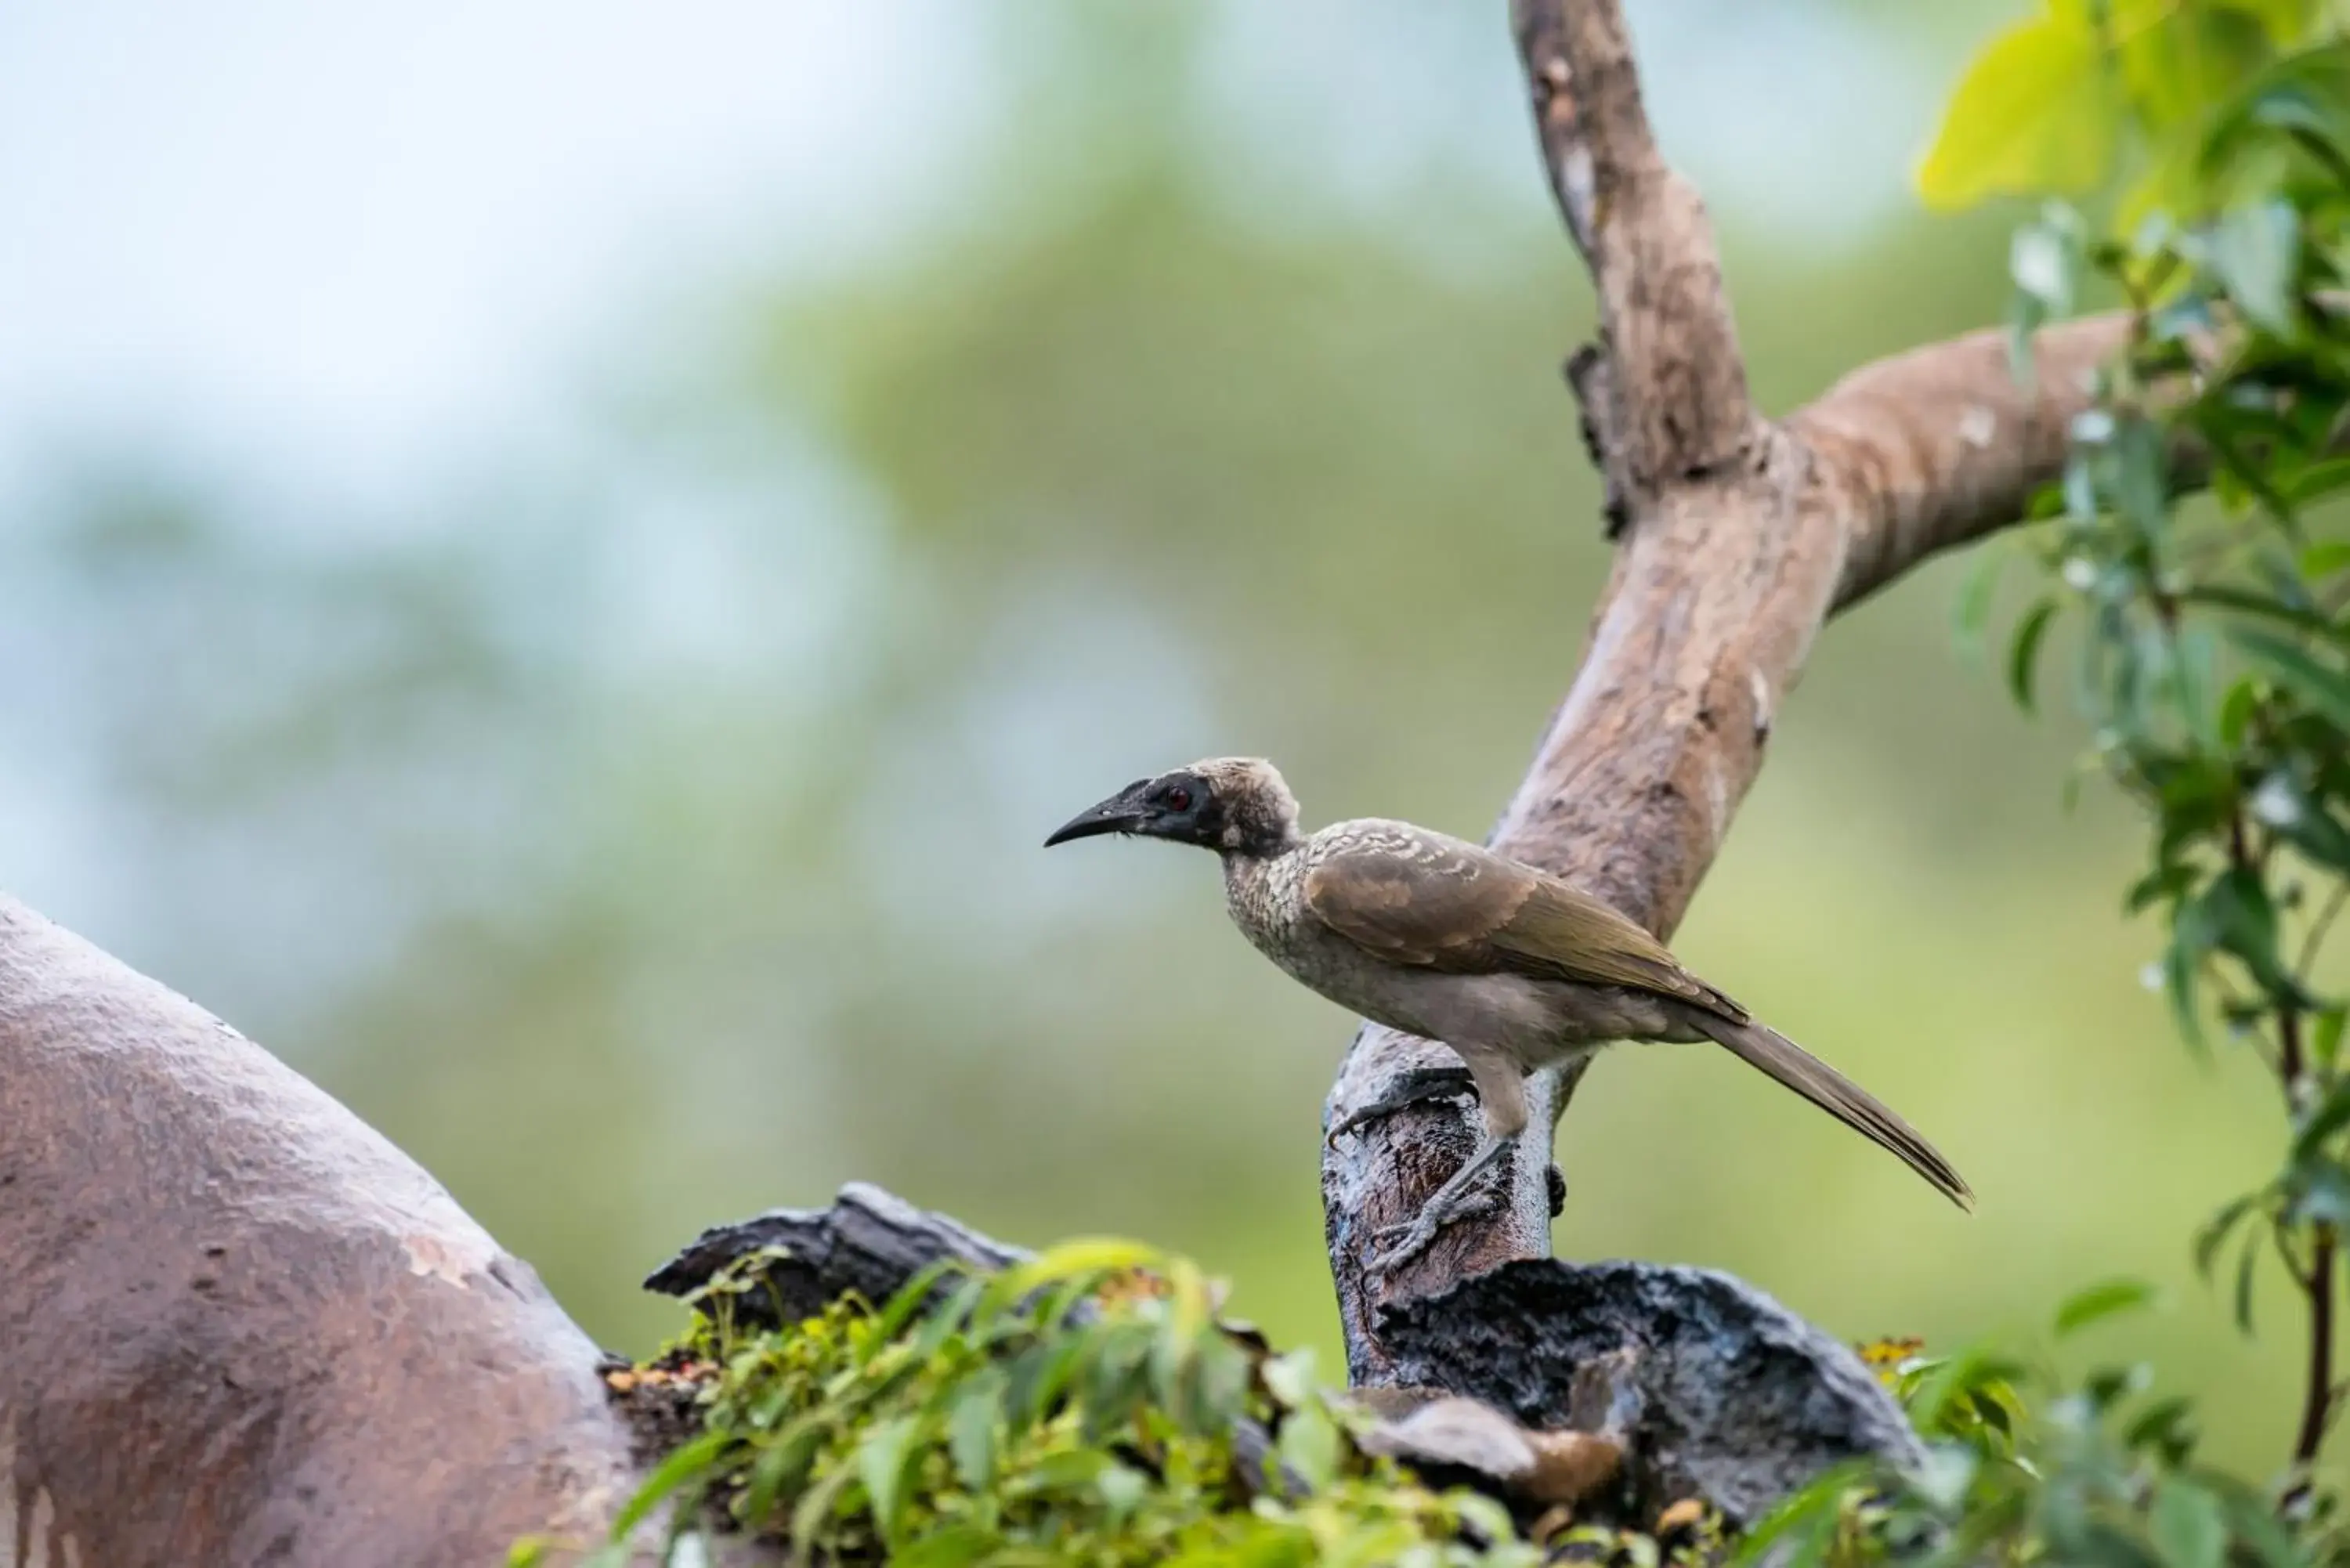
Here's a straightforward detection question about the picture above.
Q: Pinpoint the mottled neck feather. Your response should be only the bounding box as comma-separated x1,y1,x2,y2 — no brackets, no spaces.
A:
1220,791,1301,858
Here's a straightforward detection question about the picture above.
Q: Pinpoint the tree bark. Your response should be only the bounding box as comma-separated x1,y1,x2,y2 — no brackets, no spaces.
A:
1320,0,2146,1382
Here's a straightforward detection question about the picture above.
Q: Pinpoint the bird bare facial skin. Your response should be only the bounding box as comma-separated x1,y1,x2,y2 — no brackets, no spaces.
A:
1045,757,1303,859
1043,772,1217,849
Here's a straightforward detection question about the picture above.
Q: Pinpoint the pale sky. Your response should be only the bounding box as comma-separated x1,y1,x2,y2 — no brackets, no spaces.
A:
0,2,1936,508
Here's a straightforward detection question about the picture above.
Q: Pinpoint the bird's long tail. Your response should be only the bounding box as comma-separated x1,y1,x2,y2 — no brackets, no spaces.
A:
1674,1006,1974,1211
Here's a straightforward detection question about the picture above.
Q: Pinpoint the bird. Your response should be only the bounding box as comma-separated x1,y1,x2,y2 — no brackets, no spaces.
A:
1044,757,1972,1277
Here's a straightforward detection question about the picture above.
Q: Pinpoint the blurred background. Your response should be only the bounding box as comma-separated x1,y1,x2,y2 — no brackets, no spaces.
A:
0,0,2310,1473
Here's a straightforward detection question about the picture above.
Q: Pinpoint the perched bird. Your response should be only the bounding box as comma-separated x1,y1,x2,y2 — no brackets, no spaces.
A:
1045,757,1972,1276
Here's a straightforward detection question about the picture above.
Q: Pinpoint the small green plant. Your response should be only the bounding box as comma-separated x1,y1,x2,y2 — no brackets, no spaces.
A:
555,1239,1547,1566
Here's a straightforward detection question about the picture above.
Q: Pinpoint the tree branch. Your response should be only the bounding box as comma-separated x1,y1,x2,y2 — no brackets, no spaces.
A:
1321,0,2167,1384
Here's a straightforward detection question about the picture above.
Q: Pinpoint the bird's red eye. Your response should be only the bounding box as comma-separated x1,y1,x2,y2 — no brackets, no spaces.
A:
1166,786,1191,811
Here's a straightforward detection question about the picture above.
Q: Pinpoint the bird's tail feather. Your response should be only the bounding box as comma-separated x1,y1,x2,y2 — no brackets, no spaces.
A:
1676,1008,1974,1211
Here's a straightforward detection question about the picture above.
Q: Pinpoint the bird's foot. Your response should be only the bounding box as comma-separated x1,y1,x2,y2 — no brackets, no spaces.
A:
1325,1066,1479,1149
1362,1133,1516,1280
1365,1189,1500,1278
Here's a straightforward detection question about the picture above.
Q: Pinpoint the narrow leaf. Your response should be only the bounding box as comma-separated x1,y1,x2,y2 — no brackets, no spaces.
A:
2011,599,2060,712
611,1430,732,1541
2054,1277,2161,1338
857,1416,920,1544
2232,627,2350,728
2194,1193,2261,1280
947,1370,1003,1493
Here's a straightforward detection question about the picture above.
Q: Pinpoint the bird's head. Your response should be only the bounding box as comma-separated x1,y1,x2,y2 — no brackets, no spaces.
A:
1043,757,1300,858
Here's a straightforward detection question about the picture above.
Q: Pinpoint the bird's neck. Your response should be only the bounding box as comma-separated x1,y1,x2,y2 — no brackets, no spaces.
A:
1220,837,1303,946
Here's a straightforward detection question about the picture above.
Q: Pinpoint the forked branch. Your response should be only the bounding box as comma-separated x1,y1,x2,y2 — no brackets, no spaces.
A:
1321,0,2155,1382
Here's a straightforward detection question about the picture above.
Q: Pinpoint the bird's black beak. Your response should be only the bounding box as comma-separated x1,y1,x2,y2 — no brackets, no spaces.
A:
1043,782,1153,847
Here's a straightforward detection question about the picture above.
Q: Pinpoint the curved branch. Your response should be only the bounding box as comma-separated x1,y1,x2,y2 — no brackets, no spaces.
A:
1322,0,2161,1383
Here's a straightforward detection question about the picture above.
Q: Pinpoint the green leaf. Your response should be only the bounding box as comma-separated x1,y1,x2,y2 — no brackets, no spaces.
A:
2195,865,2295,997
2111,414,2172,538
2126,862,2198,914
2124,1394,2199,1462
2315,1008,2346,1071
1918,13,2116,210
856,1416,920,1544
2301,538,2350,578
788,1461,859,1566
870,1259,959,1349
2151,1478,2229,1568
2283,464,2350,512
1729,1462,1871,1568
913,1277,989,1361
891,1525,1002,1568
1276,1402,1342,1492
610,1429,732,1542
2179,585,2350,647
742,1416,826,1523
2011,598,2060,711
2113,0,2271,128
2218,625,2350,728
2290,1158,2350,1225
1904,1342,2030,1435
946,1368,1003,1493
2218,676,2262,748
2166,930,2207,1054
2234,1224,2261,1332
1954,548,2006,662
2207,201,2301,332
2053,1277,2161,1337
2232,626,2350,726
1007,1447,1109,1498
2195,1192,2263,1279
1096,1461,1150,1524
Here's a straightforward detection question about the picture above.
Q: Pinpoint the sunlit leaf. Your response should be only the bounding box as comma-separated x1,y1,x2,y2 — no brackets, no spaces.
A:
1918,13,2116,210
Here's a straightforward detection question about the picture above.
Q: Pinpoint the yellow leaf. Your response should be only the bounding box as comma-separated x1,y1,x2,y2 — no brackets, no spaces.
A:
1917,10,2117,211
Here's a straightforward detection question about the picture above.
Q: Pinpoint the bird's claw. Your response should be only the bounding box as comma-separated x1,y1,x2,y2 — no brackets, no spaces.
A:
1365,1188,1500,1279
1324,1066,1480,1150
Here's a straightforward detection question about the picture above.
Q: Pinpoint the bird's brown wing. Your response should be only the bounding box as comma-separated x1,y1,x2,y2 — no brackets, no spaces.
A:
1300,822,1745,1020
